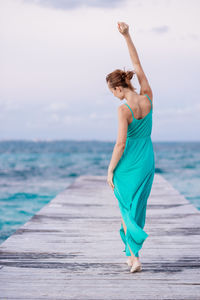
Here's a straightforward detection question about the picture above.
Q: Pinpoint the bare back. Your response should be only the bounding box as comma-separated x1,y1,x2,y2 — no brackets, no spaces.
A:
124,93,153,124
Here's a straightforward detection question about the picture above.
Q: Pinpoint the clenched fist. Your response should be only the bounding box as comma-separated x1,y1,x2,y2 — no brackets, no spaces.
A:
117,22,129,36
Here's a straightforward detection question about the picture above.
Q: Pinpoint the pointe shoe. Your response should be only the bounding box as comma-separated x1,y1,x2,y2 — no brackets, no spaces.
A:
126,257,133,267
130,261,142,273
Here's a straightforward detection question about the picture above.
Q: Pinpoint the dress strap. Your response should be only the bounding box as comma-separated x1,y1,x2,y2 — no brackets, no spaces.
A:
124,103,134,119
144,94,153,109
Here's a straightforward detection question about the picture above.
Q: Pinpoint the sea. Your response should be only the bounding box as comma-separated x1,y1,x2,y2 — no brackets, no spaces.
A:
0,140,199,244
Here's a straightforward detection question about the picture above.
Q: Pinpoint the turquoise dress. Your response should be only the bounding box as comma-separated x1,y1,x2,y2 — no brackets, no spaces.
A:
113,94,155,258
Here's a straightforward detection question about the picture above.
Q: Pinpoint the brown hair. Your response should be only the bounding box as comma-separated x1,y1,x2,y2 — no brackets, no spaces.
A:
106,68,136,91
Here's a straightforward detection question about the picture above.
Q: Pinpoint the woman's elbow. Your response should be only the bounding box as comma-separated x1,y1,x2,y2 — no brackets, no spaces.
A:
115,142,126,150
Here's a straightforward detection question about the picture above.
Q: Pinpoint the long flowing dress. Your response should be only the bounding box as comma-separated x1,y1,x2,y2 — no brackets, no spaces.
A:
113,94,155,258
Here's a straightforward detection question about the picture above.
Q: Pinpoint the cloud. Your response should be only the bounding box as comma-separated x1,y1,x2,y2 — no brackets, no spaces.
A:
0,100,21,112
23,0,126,10
151,25,169,34
183,33,199,41
156,103,200,120
44,102,69,112
89,112,114,120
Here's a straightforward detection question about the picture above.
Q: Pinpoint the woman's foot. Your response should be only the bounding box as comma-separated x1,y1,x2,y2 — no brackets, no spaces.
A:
130,259,142,273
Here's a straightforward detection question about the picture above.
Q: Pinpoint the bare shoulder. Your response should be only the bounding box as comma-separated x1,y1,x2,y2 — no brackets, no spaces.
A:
118,104,128,113
117,104,129,120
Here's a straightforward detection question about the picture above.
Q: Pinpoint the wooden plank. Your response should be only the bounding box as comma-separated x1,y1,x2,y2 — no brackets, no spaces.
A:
0,174,200,299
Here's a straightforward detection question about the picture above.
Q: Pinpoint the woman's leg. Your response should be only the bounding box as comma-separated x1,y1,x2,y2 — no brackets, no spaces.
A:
121,217,127,234
121,217,139,261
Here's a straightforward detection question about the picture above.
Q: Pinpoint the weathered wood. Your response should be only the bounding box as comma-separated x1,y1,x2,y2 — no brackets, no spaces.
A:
0,174,199,299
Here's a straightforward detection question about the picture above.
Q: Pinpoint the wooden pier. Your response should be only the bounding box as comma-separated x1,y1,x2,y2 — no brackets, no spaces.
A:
0,174,200,299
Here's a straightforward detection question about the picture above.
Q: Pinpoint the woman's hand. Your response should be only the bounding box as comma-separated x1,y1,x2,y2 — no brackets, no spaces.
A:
107,170,115,191
117,22,129,36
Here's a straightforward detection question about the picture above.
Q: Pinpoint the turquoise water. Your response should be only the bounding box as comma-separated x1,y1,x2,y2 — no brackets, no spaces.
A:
0,140,199,244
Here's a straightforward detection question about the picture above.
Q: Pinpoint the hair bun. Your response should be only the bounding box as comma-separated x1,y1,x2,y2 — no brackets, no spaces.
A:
126,70,135,80
106,68,137,92
121,72,126,80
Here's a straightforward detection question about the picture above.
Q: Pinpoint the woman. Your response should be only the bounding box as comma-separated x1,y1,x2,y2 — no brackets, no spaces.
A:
106,22,155,273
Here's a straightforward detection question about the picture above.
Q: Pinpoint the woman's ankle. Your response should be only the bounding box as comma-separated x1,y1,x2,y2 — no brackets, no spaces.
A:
131,256,139,262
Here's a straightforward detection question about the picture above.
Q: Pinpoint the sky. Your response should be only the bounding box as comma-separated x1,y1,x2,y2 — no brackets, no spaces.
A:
0,0,199,142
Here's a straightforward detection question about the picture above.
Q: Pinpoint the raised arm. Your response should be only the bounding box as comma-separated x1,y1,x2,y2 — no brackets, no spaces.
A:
117,22,153,100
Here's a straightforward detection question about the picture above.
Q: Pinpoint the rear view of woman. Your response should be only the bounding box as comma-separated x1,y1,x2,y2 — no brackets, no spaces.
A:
106,22,155,273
